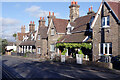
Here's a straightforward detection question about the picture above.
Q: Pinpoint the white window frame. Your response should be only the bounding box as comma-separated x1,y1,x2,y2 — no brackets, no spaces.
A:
99,43,112,56
67,27,71,34
50,44,55,52
51,28,55,36
38,34,40,40
37,47,41,54
102,16,110,28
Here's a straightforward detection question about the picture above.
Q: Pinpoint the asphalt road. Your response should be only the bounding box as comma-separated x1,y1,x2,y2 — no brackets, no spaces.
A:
1,55,120,79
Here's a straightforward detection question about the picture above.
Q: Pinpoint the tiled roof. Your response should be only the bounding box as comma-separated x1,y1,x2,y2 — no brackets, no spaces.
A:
58,14,95,43
19,41,35,46
53,18,69,33
71,14,95,33
38,26,48,39
58,32,92,43
7,42,16,46
107,1,120,20
17,31,37,41
17,33,28,41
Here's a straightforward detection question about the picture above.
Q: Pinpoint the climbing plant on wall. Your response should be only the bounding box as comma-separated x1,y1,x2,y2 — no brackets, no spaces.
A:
56,43,92,50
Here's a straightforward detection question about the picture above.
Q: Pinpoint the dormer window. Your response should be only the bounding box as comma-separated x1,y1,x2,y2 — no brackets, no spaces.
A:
51,28,55,36
38,34,40,40
102,16,110,28
67,27,71,34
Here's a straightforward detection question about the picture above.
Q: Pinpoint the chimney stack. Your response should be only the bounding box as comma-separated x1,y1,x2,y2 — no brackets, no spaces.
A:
39,17,42,26
87,6,95,15
47,11,56,26
21,25,25,33
42,17,46,26
39,17,46,27
29,21,35,32
69,0,80,22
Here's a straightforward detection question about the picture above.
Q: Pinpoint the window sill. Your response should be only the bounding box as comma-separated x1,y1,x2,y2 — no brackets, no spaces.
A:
99,54,112,56
50,51,55,53
101,26,110,29
51,35,54,36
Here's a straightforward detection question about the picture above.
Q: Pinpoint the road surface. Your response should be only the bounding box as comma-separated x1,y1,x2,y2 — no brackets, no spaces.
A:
2,55,120,79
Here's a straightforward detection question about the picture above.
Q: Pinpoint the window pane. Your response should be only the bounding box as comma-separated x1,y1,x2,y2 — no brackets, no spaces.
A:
50,44,55,52
51,29,54,36
102,17,105,27
38,48,41,54
101,44,103,54
109,43,112,54
105,44,107,54
107,16,110,26
38,35,40,40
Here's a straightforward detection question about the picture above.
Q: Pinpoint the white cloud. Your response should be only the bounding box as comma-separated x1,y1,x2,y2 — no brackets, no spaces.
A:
25,6,40,13
0,17,20,26
25,5,60,18
0,17,21,42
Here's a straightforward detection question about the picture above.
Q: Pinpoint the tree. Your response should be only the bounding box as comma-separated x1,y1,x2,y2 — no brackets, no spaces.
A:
13,33,17,40
2,39,8,54
0,38,2,53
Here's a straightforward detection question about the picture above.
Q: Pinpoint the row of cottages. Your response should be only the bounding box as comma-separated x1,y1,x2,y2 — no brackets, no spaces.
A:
52,0,120,61
16,0,120,61
16,0,94,59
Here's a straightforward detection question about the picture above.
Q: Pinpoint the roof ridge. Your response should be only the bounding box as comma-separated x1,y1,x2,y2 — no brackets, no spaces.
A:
53,18,68,21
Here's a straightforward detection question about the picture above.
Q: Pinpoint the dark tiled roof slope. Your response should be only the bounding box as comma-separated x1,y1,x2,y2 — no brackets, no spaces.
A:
71,14,95,33
58,32,92,43
53,18,69,33
38,26,48,39
7,42,16,46
17,33,28,41
107,2,120,20
19,41,35,46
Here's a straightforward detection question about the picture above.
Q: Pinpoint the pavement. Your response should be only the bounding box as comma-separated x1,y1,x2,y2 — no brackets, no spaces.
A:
1,55,120,79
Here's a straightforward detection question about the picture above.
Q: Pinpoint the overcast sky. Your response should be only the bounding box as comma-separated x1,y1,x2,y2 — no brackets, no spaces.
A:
1,1,101,42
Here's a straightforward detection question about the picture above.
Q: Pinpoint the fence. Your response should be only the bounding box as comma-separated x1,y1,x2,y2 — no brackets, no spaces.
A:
11,52,39,58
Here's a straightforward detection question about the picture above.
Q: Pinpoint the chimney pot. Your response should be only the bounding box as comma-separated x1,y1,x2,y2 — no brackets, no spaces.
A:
73,0,75,4
89,8,90,12
40,17,42,20
91,6,93,11
33,21,34,24
43,17,44,20
75,1,77,4
52,12,54,16
49,12,51,16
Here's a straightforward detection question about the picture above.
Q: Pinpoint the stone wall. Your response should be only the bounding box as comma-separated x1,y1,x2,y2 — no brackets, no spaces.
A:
93,3,119,61
42,39,47,56
47,21,64,55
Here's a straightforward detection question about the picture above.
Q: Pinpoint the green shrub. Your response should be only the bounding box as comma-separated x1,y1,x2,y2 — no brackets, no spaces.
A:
78,50,84,58
61,49,67,55
73,53,76,58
